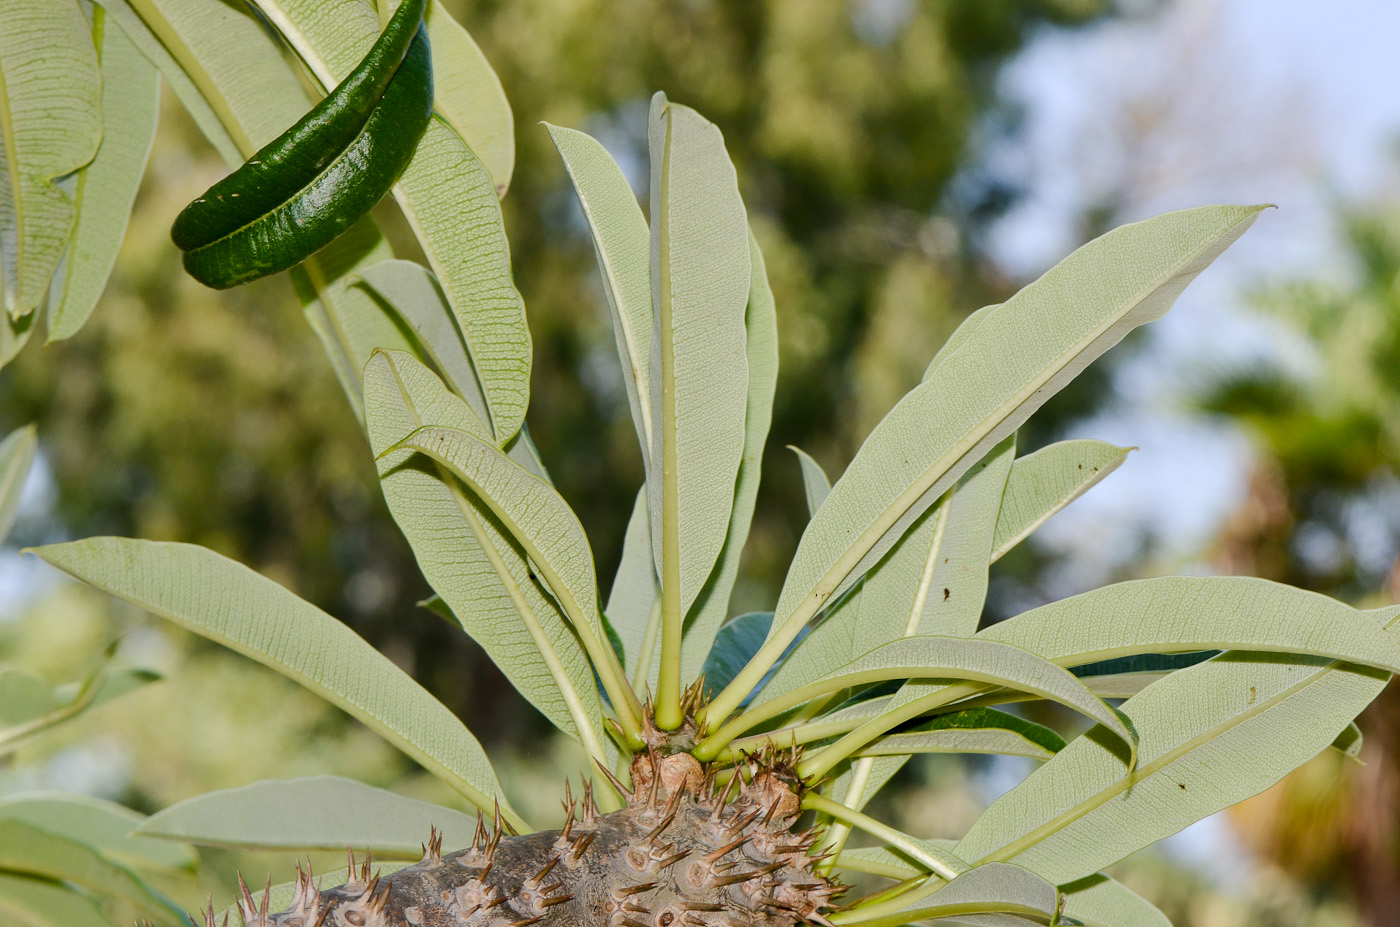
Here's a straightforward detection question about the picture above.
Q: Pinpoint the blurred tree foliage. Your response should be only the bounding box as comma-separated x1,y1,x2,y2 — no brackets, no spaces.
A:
1196,203,1400,926
0,0,1115,761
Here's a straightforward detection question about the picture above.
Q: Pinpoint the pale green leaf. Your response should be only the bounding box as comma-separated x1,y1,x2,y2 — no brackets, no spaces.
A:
421,0,513,195
0,793,196,873
0,820,185,924
978,576,1400,675
32,537,521,829
1060,874,1171,927
0,310,34,366
135,776,479,857
647,92,752,665
547,124,653,468
991,440,1132,563
953,643,1395,884
249,0,531,441
923,303,999,380
0,873,113,927
842,863,1060,927
712,635,1132,756
790,445,832,517
47,7,158,342
609,486,659,683
0,669,52,725
856,708,1065,761
363,349,604,754
715,205,1264,727
681,228,779,681
354,258,490,425
0,0,100,320
0,648,151,755
392,423,637,733
1331,720,1363,761
0,424,36,545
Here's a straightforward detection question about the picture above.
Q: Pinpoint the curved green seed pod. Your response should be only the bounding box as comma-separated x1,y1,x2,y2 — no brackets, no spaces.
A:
172,0,432,289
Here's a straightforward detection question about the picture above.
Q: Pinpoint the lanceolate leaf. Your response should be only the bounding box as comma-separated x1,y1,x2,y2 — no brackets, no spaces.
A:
954,617,1400,884
708,205,1264,728
0,872,112,927
699,635,1132,759
392,424,641,732
0,0,101,321
32,538,522,830
249,0,531,442
0,424,37,545
1060,874,1171,927
647,92,751,725
681,229,779,681
548,124,654,471
363,349,606,756
171,0,432,288
0,820,186,924
135,776,480,857
990,440,1132,563
978,576,1400,674
48,7,159,342
0,794,196,873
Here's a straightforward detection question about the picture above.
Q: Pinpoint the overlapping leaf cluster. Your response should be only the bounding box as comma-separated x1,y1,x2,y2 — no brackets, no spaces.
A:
4,1,1397,926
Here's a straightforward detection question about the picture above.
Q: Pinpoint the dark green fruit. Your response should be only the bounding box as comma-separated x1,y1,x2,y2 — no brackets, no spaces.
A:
171,0,433,289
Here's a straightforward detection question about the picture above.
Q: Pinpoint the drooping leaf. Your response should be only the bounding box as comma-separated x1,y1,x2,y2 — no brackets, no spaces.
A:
702,635,1132,761
790,446,832,517
32,538,522,829
856,708,1066,761
46,8,158,342
135,776,479,857
0,872,113,927
1060,874,1171,927
249,0,530,441
0,0,101,321
548,124,653,470
607,487,658,683
363,349,605,754
979,576,1400,675
646,92,751,723
391,423,638,729
0,424,37,545
709,205,1264,727
954,642,1396,884
0,794,196,873
171,0,432,289
681,229,779,682
0,820,185,924
990,440,1132,563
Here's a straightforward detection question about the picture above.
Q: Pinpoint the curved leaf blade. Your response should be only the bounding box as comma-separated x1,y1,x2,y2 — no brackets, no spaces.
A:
713,205,1264,727
856,708,1065,761
0,0,101,320
31,537,520,829
0,794,196,873
839,863,1060,927
547,124,654,469
1061,874,1171,927
790,446,832,517
135,776,480,857
608,487,659,683
954,634,1397,883
979,576,1400,674
0,873,113,927
47,7,159,342
421,0,513,194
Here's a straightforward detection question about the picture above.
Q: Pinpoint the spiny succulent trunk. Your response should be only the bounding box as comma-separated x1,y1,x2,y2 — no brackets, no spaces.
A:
237,754,840,927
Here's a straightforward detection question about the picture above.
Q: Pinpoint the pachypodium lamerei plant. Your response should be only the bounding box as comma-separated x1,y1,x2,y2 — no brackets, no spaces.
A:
9,2,1400,927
